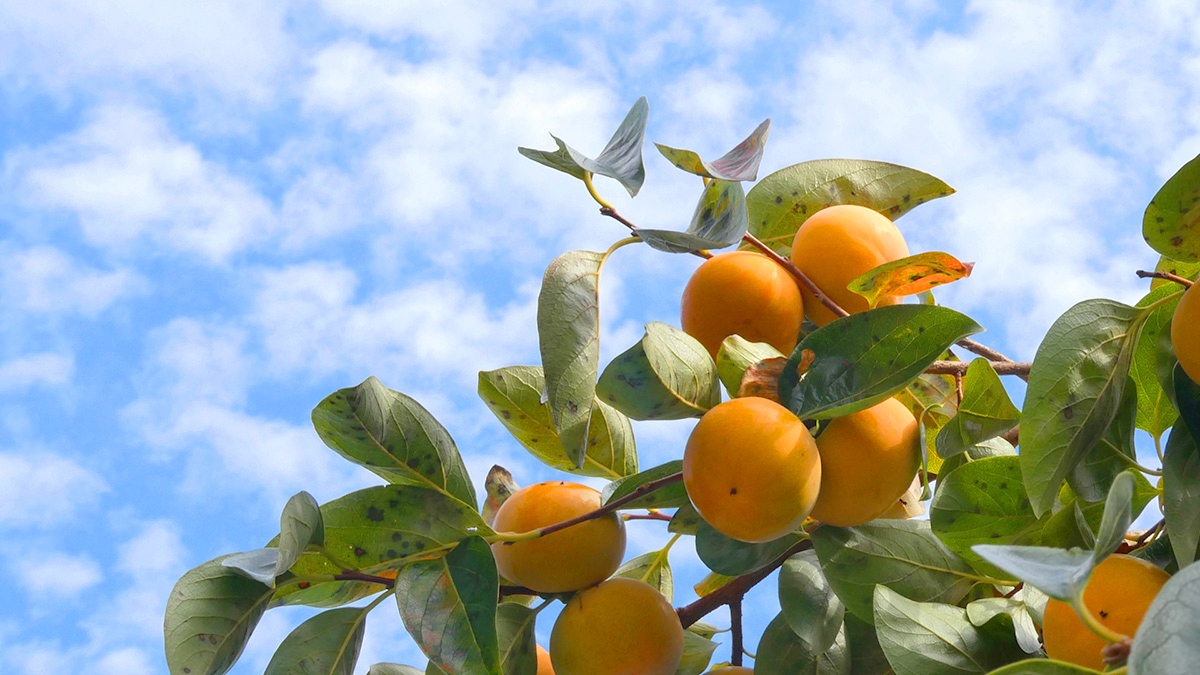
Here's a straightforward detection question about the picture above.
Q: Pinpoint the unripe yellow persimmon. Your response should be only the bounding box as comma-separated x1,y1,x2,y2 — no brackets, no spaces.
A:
683,397,821,543
550,577,684,675
1043,554,1170,670
809,398,921,527
789,204,910,326
681,250,804,359
489,481,625,593
1173,281,1200,383
536,644,555,674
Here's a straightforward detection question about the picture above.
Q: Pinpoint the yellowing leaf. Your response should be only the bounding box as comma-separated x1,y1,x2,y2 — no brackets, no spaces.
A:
848,252,974,308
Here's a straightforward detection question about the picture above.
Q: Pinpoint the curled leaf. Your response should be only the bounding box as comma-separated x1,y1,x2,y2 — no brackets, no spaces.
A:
848,252,974,309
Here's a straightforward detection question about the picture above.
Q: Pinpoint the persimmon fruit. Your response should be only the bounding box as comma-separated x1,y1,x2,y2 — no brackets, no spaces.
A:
536,644,555,674
683,396,821,543
549,577,684,675
1173,281,1200,384
489,481,626,593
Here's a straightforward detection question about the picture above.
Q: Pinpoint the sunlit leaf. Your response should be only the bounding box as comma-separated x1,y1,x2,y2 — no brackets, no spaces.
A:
935,359,1020,460
965,597,1041,654
164,555,274,675
222,548,280,586
615,549,674,602
1092,470,1139,563
263,606,367,675
675,629,719,675
848,252,974,309
1143,150,1200,262
655,118,770,181
1152,255,1200,289
597,322,720,420
1132,284,1183,438
930,456,1036,579
367,665,425,675
602,460,687,510
970,545,1093,601
715,336,783,397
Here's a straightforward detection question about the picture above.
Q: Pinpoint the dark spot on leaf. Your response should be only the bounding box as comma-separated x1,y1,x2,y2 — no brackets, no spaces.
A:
387,549,398,559
775,196,783,204
973,507,981,514
990,533,1000,539
298,582,311,589
903,194,911,203
1064,406,1074,420
500,410,511,419
918,326,925,333
354,547,367,557
367,506,385,522
389,499,399,508
496,374,504,381
872,335,881,343
406,458,420,469
1173,236,1184,247
392,532,403,541
569,401,579,413
1157,216,1164,223
890,205,901,214
1000,482,1008,489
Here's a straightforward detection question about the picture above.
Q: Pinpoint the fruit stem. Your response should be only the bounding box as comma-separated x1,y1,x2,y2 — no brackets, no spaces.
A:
1070,594,1130,645
597,205,713,259
741,231,851,320
1096,437,1162,476
1136,269,1195,288
582,171,615,211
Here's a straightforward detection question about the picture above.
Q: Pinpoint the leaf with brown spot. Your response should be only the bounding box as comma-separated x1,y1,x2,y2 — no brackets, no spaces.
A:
1144,150,1200,263
848,252,974,308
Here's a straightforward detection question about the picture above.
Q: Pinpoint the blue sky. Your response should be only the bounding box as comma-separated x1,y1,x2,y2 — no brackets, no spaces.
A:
1,1,1197,672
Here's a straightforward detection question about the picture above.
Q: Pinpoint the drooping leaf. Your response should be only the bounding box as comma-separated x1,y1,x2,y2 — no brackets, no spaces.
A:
848,252,974,309
1092,470,1139,563
843,612,891,675
872,585,1025,675
753,613,851,674
637,180,748,253
518,97,648,197
222,548,281,586
779,549,845,653
596,322,721,420
778,305,983,420
164,555,275,675
965,597,1041,654
615,549,674,601
715,336,784,397
1164,419,1200,568
263,606,367,675
969,545,1093,601
277,491,324,577
655,118,770,182
1143,150,1200,263
812,520,978,624
313,376,476,508
602,460,687,510
675,629,719,675
935,359,1021,459
495,603,538,675
1132,284,1183,438
1128,552,1200,675
746,159,955,256
1020,299,1144,516
394,536,502,675
478,366,637,478
695,520,804,576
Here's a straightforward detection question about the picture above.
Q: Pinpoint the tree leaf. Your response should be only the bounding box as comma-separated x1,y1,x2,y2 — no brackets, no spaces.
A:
1092,470,1138,563
695,520,804,576
753,613,851,674
1128,552,1200,675
394,536,502,675
935,359,1021,460
778,305,983,420
478,366,637,479
222,548,280,586
936,437,1016,482
872,586,1024,675
264,606,367,675
495,603,538,675
638,180,748,253
367,665,425,675
1066,378,1137,502
164,555,274,675
669,502,701,535
779,549,845,652
843,613,890,675
615,548,674,602
538,249,614,467
812,520,978,624
278,491,324,577
965,597,1041,654
716,336,784,397
1132,284,1182,438
518,97,648,197
1164,419,1200,568
675,629,719,675
983,660,1104,674
969,545,1093,601
602,460,687,509
896,370,961,476
655,118,770,182
848,252,974,309
1019,299,1144,516
1143,150,1200,263
746,159,955,257
1177,361,1200,437
1151,255,1200,289
597,322,720,420
313,376,476,508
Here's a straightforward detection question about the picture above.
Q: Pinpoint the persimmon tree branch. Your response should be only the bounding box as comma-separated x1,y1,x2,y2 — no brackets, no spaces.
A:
924,360,1032,377
676,538,813,628
1136,269,1195,287
741,232,850,321
730,598,744,667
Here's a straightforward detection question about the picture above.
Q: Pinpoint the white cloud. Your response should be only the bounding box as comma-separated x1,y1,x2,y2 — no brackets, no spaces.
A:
0,450,107,526
315,0,537,56
0,246,142,316
0,353,73,391
11,551,103,599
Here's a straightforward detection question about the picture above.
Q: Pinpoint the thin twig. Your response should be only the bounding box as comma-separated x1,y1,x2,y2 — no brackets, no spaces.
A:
597,206,712,259
1136,269,1195,288
730,599,744,667
676,538,812,627
925,360,1033,377
740,231,851,320
623,512,673,522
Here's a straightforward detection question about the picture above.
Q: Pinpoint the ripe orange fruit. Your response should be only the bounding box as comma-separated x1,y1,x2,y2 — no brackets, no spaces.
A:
681,250,804,359
1042,554,1170,670
549,577,684,675
789,204,910,326
809,398,921,527
1173,281,1200,384
489,481,625,593
536,644,555,674
683,397,821,543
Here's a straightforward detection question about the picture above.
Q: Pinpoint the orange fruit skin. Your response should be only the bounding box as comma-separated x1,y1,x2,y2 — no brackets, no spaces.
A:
809,398,921,527
489,482,626,593
789,204,910,326
536,644,555,674
1173,281,1200,384
550,577,684,675
1043,554,1170,670
681,250,804,359
683,397,822,543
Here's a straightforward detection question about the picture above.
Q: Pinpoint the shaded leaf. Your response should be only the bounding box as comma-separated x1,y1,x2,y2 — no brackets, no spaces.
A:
638,180,748,253
518,97,648,196
655,118,770,181
278,491,324,577
602,460,687,510
1132,284,1183,438
843,613,890,675
1143,150,1200,263
895,370,961,476
313,377,476,508
696,520,803,576
495,603,538,675
965,597,1041,654
746,159,954,257
779,549,845,652
1128,551,1200,675
597,322,720,420
930,456,1037,579
264,606,367,675
753,613,850,674
848,252,974,309
164,555,274,675
935,359,1021,460
1066,379,1137,502
1164,419,1200,568
367,665,425,675
222,548,280,586
779,305,983,420
615,549,674,602
716,336,784,397
669,502,702,535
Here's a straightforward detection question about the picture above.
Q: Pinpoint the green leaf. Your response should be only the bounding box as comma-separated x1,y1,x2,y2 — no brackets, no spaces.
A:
602,460,687,509
1152,255,1200,288
313,376,477,508
1128,552,1200,675
278,491,324,577
1164,419,1200,568
1132,284,1183,438
779,305,983,420
656,118,770,182
264,606,367,675
1092,470,1139,563
615,549,674,602
935,360,1021,459
715,336,784,397
637,180,748,253
164,555,274,675
873,585,1025,675
518,97,648,197
367,665,425,675
668,502,701,535
395,536,502,675
843,613,890,675
1177,361,1200,437
754,614,851,674
1037,501,1096,551
222,548,280,586
597,322,721,420
1066,379,1137,502
812,520,979,624
779,549,845,652
983,660,1103,674
969,545,1093,601
896,370,962,476
478,366,637,479
965,597,1041,654
930,456,1037,580
695,520,804,576
538,248,613,467
746,159,955,257
1143,150,1200,262
1019,299,1144,516
495,603,538,675
675,630,719,675
936,437,1016,482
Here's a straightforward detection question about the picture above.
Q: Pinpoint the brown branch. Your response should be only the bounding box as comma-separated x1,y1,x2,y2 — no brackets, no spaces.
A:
1136,269,1195,288
1002,425,1020,447
924,360,1032,377
730,598,744,667
598,206,712,259
499,584,538,597
334,570,397,588
622,512,673,522
741,231,851,320
676,538,813,628
955,337,1013,362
